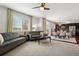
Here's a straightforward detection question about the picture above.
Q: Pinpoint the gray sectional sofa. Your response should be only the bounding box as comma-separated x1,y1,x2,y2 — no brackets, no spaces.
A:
0,32,27,55
28,31,41,41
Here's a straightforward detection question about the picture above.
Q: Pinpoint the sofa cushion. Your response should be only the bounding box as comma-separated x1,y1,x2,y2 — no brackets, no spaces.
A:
29,31,40,35
2,37,25,46
32,35,41,38
1,32,20,42
0,34,4,45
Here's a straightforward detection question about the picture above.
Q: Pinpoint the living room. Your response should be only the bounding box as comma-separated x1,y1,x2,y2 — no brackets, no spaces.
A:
0,3,79,56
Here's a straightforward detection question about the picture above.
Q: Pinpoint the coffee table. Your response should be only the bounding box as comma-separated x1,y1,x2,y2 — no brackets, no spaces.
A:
37,36,51,44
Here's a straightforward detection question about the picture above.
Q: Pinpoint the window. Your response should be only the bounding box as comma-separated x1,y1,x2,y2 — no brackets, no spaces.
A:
12,11,23,32
22,15,30,32
46,20,55,34
32,17,40,31
12,11,30,33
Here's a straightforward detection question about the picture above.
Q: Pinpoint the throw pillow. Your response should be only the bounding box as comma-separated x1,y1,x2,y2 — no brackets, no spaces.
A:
0,34,4,45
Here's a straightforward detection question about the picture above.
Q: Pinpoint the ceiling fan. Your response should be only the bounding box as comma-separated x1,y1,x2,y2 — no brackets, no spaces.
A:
32,3,50,11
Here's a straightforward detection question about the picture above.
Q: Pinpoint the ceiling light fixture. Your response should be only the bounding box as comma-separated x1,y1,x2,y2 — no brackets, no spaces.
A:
32,3,50,11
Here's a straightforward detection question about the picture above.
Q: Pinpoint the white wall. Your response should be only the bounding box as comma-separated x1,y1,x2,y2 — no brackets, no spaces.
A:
0,6,7,33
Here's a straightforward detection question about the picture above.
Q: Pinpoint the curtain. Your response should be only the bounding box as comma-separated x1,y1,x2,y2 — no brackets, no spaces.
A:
7,8,13,32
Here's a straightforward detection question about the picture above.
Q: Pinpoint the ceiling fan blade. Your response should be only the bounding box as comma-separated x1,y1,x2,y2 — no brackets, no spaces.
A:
32,6,41,9
44,8,50,10
41,3,45,7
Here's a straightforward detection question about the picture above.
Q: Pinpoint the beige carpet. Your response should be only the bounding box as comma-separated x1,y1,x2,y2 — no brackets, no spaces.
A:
3,40,79,56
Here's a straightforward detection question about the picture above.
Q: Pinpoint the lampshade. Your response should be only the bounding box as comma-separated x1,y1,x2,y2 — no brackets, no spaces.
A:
40,7,44,11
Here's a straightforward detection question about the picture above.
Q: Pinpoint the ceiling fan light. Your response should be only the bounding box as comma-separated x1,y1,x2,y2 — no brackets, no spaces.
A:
40,7,44,11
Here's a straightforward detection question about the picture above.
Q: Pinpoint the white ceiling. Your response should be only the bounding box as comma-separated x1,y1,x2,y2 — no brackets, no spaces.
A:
0,3,79,24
